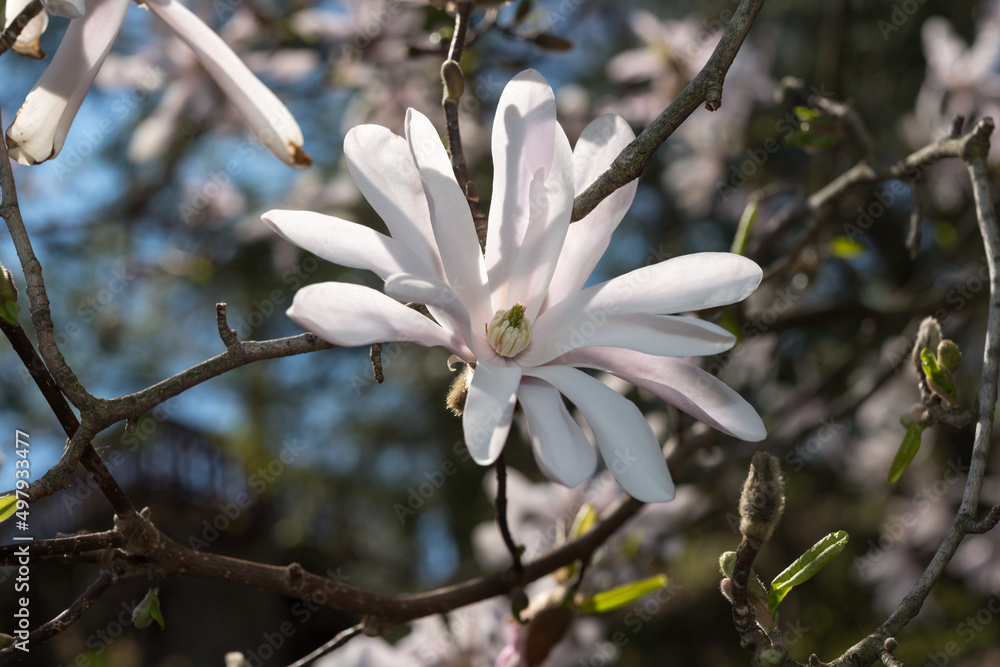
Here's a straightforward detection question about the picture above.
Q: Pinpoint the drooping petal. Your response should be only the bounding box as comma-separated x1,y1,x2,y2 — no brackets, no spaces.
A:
504,123,575,320
344,125,444,279
42,0,84,18
544,114,638,307
384,273,491,361
405,108,491,330
534,252,762,330
485,69,558,306
518,313,735,367
518,377,597,487
287,282,467,356
525,365,674,502
143,0,311,167
4,0,49,59
5,0,130,165
262,210,434,281
463,360,522,465
560,347,766,441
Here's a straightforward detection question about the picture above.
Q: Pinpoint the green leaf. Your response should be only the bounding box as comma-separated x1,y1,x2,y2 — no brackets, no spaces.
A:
0,633,14,649
730,201,758,256
768,531,849,617
719,551,769,608
569,504,597,539
920,347,957,406
0,496,17,524
578,574,667,615
830,235,866,259
793,106,822,123
888,421,926,484
132,588,165,630
0,300,19,325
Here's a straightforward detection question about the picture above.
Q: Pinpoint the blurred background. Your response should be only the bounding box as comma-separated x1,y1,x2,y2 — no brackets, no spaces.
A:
2,0,1000,664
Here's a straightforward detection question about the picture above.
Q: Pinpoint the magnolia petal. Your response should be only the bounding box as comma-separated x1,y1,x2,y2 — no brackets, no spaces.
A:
505,123,575,320
560,347,766,441
262,210,433,281
5,0,130,165
42,0,84,18
519,313,735,367
287,282,464,353
545,115,638,307
536,253,762,332
344,125,444,279
525,365,674,502
518,377,597,488
485,69,558,306
143,0,311,167
463,360,522,465
4,0,49,59
383,273,483,361
405,108,491,330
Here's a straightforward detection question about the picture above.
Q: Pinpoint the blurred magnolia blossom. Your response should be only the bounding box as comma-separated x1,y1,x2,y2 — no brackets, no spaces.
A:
5,0,311,168
603,9,774,214
265,69,765,503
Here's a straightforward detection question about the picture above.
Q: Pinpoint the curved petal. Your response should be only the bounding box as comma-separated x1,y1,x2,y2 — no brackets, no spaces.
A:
518,377,597,487
519,313,735,366
560,347,766,441
383,273,486,361
504,123,574,320
4,0,49,59
263,210,434,281
463,360,522,465
287,282,464,354
544,114,638,307
538,253,762,328
344,125,444,279
144,0,311,167
5,0,130,165
405,109,491,330
525,366,674,502
485,70,558,305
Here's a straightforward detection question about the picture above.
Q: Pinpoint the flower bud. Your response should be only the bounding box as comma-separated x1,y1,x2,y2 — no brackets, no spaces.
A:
738,452,785,544
912,316,942,374
441,59,464,102
937,339,961,371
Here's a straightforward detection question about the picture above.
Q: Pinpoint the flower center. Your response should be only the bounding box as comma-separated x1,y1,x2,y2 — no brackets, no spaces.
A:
487,303,532,357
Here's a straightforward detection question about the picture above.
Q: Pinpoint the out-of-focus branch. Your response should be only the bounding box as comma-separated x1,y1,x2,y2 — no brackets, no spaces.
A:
571,0,767,222
820,118,1000,666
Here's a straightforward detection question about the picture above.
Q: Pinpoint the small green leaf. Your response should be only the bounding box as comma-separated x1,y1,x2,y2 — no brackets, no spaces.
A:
830,236,866,259
0,633,14,649
768,531,849,617
888,421,926,484
569,504,597,539
730,201,758,256
0,300,19,325
920,347,957,406
578,574,667,615
719,551,769,608
132,588,165,630
793,106,822,123
0,496,17,524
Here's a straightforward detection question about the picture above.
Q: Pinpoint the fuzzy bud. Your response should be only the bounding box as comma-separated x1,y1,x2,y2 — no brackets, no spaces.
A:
912,316,942,374
441,59,465,102
0,264,17,303
738,452,785,545
937,339,961,371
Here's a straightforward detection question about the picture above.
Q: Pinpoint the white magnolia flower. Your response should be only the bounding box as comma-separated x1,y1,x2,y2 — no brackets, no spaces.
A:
3,0,50,58
264,70,765,502
5,0,311,168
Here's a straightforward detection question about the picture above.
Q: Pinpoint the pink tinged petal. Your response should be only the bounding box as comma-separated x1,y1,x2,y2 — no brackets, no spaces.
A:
287,282,464,353
537,252,762,331
545,115,638,307
518,313,735,367
344,125,444,280
262,209,434,281
463,361,522,465
517,378,597,487
4,0,49,58
383,273,481,361
560,347,766,441
41,0,84,18
405,109,491,328
5,0,130,165
504,124,575,319
485,69,558,304
143,0,311,168
525,365,674,502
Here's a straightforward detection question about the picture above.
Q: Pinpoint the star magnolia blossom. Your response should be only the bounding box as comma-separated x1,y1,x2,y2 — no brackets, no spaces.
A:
5,0,310,168
264,70,765,502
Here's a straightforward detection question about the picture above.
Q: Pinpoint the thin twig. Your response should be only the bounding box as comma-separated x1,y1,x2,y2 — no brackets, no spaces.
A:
216,303,239,348
286,623,364,667
495,452,523,576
